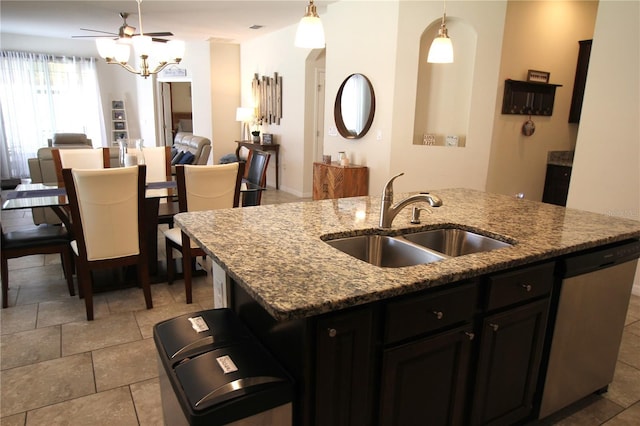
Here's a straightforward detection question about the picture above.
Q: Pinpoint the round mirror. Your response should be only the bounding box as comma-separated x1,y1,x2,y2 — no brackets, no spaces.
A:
334,73,375,139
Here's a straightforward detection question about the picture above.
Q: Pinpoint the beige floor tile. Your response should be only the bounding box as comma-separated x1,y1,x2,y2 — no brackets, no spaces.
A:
0,353,94,417
548,395,624,425
6,254,45,271
25,386,138,426
36,296,110,328
618,331,640,370
0,304,38,335
626,320,640,338
105,285,171,315
0,412,26,426
92,338,158,392
1,326,61,370
130,378,164,426
604,361,640,408
135,301,207,339
61,312,142,356
603,401,640,425
626,295,640,324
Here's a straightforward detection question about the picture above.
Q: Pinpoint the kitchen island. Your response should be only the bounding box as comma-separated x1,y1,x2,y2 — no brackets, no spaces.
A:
174,188,640,425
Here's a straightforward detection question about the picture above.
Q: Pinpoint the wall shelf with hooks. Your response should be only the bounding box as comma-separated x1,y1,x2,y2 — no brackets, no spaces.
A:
501,79,562,116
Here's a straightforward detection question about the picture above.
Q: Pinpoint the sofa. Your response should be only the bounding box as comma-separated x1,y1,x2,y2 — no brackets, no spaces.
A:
170,132,211,172
47,133,93,147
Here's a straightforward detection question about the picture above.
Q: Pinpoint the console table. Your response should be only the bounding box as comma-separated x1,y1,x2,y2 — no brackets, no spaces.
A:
235,140,280,189
312,162,369,200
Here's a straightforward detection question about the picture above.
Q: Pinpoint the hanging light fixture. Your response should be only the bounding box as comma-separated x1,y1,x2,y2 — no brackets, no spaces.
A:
295,0,325,48
95,0,185,78
427,0,454,63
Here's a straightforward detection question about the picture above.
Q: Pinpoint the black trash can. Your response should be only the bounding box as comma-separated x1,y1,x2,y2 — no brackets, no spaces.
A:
153,308,293,426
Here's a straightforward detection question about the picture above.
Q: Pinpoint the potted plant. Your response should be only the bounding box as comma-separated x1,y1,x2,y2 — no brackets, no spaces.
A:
251,116,262,143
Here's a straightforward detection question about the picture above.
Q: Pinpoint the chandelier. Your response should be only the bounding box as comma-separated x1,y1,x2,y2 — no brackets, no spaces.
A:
95,0,185,78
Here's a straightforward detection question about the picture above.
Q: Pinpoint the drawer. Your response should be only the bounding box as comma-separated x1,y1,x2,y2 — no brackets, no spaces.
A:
385,283,476,344
485,262,555,311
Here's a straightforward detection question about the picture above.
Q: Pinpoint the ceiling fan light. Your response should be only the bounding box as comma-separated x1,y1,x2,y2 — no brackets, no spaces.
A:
295,0,325,48
96,39,116,59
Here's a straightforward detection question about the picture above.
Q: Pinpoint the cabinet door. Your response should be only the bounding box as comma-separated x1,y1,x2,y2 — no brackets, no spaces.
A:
312,162,330,200
315,307,375,426
471,299,549,426
542,165,571,207
379,325,475,426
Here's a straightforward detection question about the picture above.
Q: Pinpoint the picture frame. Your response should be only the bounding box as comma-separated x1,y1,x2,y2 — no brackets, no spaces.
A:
262,133,273,145
112,100,124,109
527,69,550,84
114,121,126,130
113,111,125,120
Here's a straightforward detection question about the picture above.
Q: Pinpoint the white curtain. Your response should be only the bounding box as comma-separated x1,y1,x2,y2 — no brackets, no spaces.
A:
0,51,104,179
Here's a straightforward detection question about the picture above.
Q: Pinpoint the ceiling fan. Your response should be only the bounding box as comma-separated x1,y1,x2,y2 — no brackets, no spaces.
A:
72,12,174,43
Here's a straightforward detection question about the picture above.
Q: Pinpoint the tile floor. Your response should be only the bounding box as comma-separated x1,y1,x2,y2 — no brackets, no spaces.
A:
1,189,640,425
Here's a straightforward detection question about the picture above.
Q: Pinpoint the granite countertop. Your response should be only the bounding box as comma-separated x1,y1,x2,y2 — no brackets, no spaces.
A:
174,188,640,321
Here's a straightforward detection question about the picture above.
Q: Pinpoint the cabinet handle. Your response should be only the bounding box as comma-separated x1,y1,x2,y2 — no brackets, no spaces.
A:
521,283,532,292
432,311,444,320
489,323,499,332
464,331,475,340
327,328,337,338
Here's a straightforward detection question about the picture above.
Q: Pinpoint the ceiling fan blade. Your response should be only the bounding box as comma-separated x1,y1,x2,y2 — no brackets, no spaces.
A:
72,35,118,39
151,38,169,43
78,28,118,36
135,32,174,37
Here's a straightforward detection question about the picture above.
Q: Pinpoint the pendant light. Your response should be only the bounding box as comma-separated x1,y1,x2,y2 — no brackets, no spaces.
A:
427,0,454,63
295,0,325,48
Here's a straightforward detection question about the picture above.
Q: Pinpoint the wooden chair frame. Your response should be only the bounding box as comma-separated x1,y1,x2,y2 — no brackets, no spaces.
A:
1,224,75,308
166,162,244,303
62,165,152,320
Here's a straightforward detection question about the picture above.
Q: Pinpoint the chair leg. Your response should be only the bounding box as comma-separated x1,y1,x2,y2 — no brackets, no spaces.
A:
165,238,174,284
1,255,8,308
78,263,94,320
137,260,153,310
60,248,75,297
181,232,193,304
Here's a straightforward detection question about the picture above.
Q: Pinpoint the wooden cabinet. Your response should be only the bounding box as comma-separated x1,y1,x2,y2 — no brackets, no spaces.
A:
313,162,368,200
380,324,474,425
542,164,572,206
471,262,554,425
315,308,376,426
501,80,562,116
569,40,592,123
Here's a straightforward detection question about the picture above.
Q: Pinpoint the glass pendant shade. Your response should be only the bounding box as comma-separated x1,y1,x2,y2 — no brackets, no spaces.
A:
113,43,131,63
427,33,453,63
166,40,185,61
295,16,325,48
132,35,153,56
96,39,116,58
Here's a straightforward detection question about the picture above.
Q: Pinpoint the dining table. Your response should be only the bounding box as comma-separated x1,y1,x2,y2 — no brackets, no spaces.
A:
2,179,265,280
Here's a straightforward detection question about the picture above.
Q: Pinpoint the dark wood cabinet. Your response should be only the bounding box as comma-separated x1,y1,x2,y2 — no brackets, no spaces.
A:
315,307,376,426
542,164,572,206
313,162,368,200
471,299,550,425
568,40,592,123
380,325,474,426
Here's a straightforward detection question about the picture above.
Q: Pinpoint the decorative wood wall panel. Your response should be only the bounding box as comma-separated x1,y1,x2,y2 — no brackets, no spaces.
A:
252,73,283,125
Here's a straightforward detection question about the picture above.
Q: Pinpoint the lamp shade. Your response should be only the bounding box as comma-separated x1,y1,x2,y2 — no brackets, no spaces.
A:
96,39,116,59
113,43,131,63
236,107,254,122
295,15,325,48
427,35,453,63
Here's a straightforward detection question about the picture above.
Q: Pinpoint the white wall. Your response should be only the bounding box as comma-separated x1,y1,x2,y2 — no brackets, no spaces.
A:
567,0,640,293
241,26,310,195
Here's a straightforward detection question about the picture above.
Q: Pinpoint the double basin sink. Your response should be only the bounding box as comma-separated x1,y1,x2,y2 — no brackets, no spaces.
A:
324,227,513,268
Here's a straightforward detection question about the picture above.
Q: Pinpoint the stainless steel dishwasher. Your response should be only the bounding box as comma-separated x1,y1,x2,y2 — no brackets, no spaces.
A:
539,239,640,419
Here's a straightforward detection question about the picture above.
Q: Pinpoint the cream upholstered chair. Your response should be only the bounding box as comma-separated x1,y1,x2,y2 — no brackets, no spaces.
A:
164,162,243,303
140,146,177,227
52,147,110,187
62,165,152,320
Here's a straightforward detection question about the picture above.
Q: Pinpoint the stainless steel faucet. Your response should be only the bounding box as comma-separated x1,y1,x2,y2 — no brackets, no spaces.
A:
379,173,442,228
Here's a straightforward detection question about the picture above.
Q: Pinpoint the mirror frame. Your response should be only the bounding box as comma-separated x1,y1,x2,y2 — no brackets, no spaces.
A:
334,73,376,139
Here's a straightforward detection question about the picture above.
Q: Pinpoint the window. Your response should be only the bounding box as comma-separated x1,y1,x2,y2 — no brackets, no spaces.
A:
0,51,103,178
